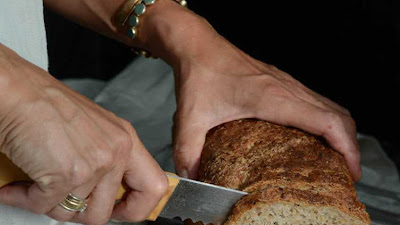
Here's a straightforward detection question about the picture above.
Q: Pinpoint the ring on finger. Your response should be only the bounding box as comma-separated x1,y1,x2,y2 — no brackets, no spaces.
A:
59,193,89,213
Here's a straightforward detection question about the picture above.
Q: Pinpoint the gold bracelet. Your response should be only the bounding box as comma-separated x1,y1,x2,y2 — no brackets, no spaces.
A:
113,0,141,28
114,0,188,58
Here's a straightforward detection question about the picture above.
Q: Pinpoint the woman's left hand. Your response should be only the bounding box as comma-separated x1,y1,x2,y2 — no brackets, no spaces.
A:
169,23,360,181
121,1,360,181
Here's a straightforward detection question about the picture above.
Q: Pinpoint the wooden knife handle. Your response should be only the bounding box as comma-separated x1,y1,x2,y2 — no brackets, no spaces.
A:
0,153,179,221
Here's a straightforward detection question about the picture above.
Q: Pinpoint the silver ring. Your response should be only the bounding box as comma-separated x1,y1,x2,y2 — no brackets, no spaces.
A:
59,193,88,213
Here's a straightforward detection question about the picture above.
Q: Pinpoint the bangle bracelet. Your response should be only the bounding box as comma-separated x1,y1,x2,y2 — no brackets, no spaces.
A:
114,0,188,58
113,0,141,28
125,0,159,40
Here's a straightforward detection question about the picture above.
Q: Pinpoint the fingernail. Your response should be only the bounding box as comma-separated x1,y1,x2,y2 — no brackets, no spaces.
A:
352,166,362,182
178,170,189,178
357,166,362,181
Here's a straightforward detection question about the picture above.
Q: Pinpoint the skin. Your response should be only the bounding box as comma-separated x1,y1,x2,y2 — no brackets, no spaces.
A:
0,44,167,224
0,0,361,224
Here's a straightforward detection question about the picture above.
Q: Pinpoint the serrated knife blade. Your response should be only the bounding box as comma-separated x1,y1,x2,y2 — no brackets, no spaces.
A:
159,174,248,225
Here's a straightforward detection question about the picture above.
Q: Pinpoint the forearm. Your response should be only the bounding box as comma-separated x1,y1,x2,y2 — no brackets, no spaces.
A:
0,44,22,113
0,44,27,146
44,0,219,67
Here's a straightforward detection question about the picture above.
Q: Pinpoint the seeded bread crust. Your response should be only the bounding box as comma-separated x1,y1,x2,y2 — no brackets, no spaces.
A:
198,119,370,224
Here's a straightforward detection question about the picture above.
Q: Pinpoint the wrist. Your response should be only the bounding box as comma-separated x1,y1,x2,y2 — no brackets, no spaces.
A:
121,0,220,66
117,0,260,78
144,1,215,62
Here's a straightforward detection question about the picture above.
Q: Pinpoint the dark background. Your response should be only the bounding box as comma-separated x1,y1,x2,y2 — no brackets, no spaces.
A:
44,0,400,170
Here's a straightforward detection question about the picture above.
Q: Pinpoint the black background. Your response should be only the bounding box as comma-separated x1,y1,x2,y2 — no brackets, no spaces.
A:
44,0,400,169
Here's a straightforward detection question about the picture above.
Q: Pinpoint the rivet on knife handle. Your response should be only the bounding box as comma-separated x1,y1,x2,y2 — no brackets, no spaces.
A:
0,153,179,221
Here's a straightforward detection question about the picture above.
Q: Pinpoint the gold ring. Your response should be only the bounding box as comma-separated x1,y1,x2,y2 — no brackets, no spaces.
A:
59,193,88,213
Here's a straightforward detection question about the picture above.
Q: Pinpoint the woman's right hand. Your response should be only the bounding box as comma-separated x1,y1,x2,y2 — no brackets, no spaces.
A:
0,44,168,224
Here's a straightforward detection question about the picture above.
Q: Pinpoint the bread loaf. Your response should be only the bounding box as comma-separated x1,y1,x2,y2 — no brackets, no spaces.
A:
198,119,370,225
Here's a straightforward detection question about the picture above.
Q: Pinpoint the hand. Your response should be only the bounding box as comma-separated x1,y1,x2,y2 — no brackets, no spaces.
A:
0,45,168,224
169,22,361,181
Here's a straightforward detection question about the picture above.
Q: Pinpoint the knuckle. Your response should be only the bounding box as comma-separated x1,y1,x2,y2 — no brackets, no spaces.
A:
97,135,131,172
151,175,169,199
93,146,116,172
68,162,92,188
36,175,60,190
321,112,345,137
90,120,136,174
35,175,71,200
323,113,357,147
92,121,136,172
325,112,344,127
116,129,134,151
115,120,137,153
120,119,138,138
259,76,292,98
112,129,134,158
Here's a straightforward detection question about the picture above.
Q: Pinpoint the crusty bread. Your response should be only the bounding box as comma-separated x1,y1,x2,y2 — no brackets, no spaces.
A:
198,119,370,225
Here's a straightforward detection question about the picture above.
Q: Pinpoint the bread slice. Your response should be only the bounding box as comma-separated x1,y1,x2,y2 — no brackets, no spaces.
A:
198,119,370,225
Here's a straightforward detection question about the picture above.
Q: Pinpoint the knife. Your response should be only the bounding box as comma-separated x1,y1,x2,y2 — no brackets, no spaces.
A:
0,154,247,224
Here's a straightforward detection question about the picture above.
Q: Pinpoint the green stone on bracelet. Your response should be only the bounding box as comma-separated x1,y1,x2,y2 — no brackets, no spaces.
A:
127,27,137,39
133,3,146,16
128,15,139,27
143,0,156,5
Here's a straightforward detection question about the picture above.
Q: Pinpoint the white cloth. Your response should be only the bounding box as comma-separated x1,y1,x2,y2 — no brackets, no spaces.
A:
0,1,50,224
0,0,48,71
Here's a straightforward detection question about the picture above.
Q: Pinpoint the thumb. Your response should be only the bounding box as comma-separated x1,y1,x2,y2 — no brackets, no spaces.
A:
173,121,208,179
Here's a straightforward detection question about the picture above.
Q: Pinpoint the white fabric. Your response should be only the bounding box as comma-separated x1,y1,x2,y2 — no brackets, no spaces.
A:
0,1,50,224
0,0,48,71
0,205,51,225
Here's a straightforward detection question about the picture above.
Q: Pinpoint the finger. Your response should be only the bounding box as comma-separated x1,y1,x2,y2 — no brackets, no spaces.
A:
0,182,70,215
255,97,361,181
46,180,96,222
71,170,123,225
112,138,168,222
173,122,208,179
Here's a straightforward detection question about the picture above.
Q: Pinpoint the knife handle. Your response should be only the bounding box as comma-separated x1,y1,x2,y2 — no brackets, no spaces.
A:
0,153,179,221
